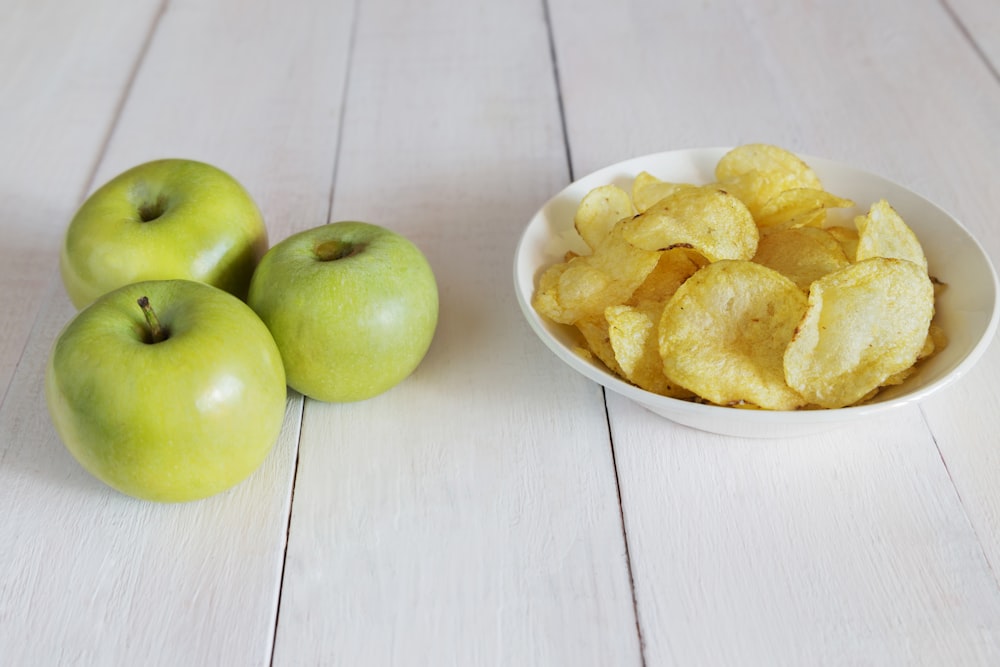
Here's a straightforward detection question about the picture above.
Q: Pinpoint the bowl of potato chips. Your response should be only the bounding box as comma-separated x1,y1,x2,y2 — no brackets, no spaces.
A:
514,144,999,438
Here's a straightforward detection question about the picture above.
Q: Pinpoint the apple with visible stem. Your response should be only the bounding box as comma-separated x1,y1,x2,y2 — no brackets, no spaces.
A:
60,159,268,309
45,279,288,502
247,221,439,402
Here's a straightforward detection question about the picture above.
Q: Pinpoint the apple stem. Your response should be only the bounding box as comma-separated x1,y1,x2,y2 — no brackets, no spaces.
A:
137,296,168,343
315,240,362,261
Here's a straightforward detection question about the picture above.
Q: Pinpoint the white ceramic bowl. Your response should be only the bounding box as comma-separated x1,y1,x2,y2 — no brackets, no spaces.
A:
513,148,999,438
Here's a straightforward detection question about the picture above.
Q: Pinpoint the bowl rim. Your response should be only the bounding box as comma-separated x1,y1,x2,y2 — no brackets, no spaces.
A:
513,146,1000,426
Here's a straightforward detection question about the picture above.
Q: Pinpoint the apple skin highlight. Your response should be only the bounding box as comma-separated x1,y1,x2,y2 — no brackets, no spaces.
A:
60,159,268,309
45,279,287,502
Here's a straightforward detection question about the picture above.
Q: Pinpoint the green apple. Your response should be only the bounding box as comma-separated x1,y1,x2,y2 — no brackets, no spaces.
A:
60,159,268,309
247,221,438,402
45,279,287,502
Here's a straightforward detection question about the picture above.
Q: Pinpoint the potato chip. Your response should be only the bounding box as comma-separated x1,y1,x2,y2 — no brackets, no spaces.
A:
751,227,851,290
783,257,934,408
715,144,823,217
606,302,693,398
854,199,928,270
827,225,859,262
876,325,945,387
620,186,758,262
658,260,808,409
631,171,695,213
927,322,948,356
576,313,623,376
627,246,705,304
531,143,946,411
574,184,635,251
532,220,660,324
755,188,855,230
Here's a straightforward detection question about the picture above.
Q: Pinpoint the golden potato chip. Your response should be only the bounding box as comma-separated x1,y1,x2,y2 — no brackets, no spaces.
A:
627,246,705,304
827,225,859,262
606,302,692,398
532,220,660,324
881,366,916,389
854,199,928,270
532,261,571,322
631,171,695,213
620,186,758,261
878,323,946,387
659,260,808,409
783,257,934,408
755,188,855,230
574,184,635,251
576,313,623,376
927,322,948,356
715,144,823,217
531,143,946,411
751,227,851,290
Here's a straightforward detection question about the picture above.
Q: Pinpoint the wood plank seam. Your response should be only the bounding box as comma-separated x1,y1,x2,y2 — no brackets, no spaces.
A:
268,395,306,667
542,0,647,659
0,0,169,417
940,0,1000,83
607,388,649,667
323,0,364,227
540,0,575,181
921,404,1000,594
269,0,361,662
74,0,171,205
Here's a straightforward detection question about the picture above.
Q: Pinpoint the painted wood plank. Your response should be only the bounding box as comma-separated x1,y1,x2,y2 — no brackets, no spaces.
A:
271,0,642,664
910,0,1000,608
0,0,355,663
0,0,163,405
547,0,1000,663
4,0,998,665
0,298,304,665
947,0,1000,71
610,394,1000,665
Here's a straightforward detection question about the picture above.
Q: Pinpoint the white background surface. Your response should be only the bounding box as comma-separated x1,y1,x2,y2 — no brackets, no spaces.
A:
2,0,1000,664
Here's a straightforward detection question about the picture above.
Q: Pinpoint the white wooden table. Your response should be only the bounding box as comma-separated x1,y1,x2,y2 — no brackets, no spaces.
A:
3,0,1000,664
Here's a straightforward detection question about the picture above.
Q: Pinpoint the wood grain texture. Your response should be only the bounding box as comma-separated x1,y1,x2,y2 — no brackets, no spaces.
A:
610,394,1000,665
270,0,642,664
548,0,1000,663
0,0,355,663
0,0,162,406
0,291,304,664
931,0,1000,583
3,0,1000,664
947,0,1000,71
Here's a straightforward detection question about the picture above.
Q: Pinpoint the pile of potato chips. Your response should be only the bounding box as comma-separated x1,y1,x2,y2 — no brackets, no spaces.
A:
532,144,945,410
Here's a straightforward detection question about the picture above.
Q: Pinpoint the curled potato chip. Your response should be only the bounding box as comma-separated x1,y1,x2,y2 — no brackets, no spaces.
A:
659,260,808,409
826,225,859,262
574,184,635,251
755,188,855,230
532,220,660,324
621,186,758,261
926,322,948,357
783,257,934,408
576,313,623,377
715,144,823,217
627,246,705,304
855,199,928,269
752,227,851,290
532,143,945,411
606,302,693,398
631,171,695,213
